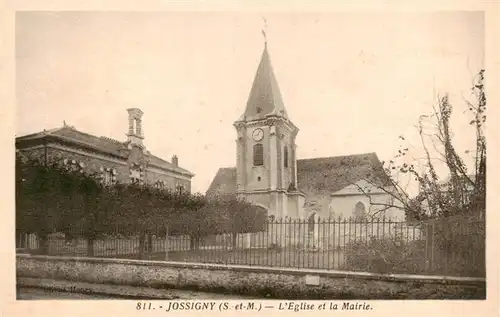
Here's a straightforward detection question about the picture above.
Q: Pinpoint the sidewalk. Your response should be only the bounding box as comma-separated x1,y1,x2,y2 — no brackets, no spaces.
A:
17,277,252,299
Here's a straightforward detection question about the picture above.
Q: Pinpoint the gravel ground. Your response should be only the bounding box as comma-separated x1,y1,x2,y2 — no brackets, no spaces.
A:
18,288,112,299
17,278,256,300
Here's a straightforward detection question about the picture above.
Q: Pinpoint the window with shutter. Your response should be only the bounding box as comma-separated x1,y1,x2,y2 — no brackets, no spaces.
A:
253,143,264,166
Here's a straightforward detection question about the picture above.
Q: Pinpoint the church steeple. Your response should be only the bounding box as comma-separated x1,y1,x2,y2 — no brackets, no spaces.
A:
233,32,301,218
238,43,289,122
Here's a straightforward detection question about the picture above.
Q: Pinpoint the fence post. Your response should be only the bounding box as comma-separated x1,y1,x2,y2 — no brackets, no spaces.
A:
164,226,169,261
430,221,436,272
425,222,434,272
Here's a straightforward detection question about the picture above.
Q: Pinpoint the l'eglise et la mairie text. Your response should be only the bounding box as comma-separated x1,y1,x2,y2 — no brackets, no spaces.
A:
278,302,372,311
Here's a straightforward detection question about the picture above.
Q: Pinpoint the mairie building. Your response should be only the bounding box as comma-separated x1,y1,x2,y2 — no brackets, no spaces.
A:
16,108,194,193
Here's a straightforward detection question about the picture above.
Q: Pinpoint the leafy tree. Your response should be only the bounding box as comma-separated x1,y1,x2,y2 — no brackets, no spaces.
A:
16,150,269,257
225,196,268,248
166,194,267,250
16,151,111,254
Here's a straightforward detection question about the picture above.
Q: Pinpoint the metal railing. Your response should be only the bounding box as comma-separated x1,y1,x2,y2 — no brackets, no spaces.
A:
17,214,485,277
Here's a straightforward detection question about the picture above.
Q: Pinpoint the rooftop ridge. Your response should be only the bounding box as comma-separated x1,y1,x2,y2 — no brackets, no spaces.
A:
99,136,123,144
297,152,377,161
15,127,65,139
148,154,195,176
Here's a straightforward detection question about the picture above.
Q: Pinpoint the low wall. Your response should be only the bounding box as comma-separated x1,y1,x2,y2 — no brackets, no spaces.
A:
16,254,486,299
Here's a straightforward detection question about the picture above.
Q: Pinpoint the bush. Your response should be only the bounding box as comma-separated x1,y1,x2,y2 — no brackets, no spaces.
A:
344,236,427,274
343,222,485,277
430,220,485,277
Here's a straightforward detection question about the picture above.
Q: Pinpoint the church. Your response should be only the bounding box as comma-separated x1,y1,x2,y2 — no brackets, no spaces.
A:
207,42,405,221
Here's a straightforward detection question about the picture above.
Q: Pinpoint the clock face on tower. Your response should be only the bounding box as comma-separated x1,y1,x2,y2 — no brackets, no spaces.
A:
252,128,264,141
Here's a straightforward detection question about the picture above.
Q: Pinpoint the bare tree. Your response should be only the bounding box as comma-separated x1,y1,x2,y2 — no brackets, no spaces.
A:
353,70,486,220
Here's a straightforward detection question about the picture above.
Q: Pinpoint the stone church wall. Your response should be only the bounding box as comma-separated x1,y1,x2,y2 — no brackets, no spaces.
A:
302,191,332,219
329,194,404,220
243,192,272,212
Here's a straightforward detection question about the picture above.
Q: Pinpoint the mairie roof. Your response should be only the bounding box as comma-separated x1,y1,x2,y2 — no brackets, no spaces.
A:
15,125,194,177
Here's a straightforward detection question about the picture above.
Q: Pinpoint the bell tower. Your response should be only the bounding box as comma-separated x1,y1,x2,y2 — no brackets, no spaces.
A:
126,108,145,149
234,42,303,217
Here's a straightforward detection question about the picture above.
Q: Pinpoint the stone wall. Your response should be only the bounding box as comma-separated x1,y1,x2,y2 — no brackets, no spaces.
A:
16,255,485,299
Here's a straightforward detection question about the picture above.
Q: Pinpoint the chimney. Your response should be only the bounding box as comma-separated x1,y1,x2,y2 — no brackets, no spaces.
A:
126,108,145,148
172,155,178,167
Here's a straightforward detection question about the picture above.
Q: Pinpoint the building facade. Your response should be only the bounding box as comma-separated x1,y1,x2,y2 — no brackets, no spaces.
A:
16,108,194,193
207,44,404,221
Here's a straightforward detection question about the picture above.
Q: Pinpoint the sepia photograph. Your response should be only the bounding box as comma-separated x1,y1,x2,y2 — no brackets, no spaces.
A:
13,9,489,304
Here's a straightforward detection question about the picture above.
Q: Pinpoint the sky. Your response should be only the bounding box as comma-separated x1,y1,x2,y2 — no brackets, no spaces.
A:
16,11,484,194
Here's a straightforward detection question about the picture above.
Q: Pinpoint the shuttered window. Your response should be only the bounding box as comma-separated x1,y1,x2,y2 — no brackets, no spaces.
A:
253,143,264,166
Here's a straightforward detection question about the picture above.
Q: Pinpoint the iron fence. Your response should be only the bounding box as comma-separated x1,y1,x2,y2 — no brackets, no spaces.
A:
17,214,485,277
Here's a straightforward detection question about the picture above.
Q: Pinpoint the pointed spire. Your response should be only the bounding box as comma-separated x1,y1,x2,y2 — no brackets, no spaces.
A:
262,17,268,48
238,26,289,122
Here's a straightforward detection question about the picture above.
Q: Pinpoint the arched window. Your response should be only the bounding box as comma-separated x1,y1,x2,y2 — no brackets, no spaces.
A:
253,143,264,166
353,201,367,220
176,184,185,195
284,146,289,168
130,168,141,184
132,119,138,134
103,169,114,185
155,180,165,189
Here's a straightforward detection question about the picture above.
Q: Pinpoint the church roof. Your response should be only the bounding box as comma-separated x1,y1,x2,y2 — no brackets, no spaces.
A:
16,125,194,177
206,167,238,197
238,45,289,122
206,152,390,197
330,179,390,196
